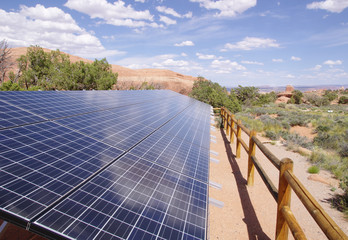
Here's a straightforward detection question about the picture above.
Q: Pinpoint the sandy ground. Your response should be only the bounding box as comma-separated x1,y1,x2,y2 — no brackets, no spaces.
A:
208,124,348,240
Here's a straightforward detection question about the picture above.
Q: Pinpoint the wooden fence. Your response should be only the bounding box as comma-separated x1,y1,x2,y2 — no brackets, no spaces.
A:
215,107,347,240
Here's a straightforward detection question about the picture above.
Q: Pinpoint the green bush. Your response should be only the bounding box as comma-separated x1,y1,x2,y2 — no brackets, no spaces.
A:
338,96,348,104
278,103,286,108
0,81,22,91
324,90,338,101
13,46,118,91
308,165,320,174
190,79,241,113
282,132,313,149
291,90,303,104
265,130,280,140
304,93,330,106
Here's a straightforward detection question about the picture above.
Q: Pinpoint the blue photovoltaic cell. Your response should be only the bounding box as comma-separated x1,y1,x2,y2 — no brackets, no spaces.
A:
130,131,210,183
0,91,100,120
157,101,211,150
55,99,192,150
0,100,45,129
59,90,181,110
0,121,123,219
35,153,207,240
0,90,210,240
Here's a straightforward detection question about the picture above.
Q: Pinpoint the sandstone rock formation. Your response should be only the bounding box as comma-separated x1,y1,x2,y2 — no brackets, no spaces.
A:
277,85,294,98
275,85,294,103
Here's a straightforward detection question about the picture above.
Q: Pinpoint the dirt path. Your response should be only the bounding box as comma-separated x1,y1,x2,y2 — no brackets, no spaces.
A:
209,126,348,240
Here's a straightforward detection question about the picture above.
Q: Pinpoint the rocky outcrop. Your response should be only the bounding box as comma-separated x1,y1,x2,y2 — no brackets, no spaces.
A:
275,85,294,103
277,85,294,98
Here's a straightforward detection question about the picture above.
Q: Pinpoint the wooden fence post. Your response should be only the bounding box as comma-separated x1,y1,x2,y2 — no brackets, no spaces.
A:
247,130,257,186
276,158,294,240
236,120,242,158
230,115,235,143
224,110,227,130
226,114,230,136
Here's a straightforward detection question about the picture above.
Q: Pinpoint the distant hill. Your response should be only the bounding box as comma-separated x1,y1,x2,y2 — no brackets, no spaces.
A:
227,85,348,93
7,47,197,95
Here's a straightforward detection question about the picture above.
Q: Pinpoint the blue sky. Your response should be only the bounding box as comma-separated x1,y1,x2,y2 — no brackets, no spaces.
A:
1,0,348,87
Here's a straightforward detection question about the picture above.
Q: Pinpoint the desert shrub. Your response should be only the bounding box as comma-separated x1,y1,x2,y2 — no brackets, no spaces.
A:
308,165,320,174
0,81,22,91
315,125,330,133
190,79,241,113
253,107,270,116
278,103,286,108
232,85,260,104
14,46,118,90
265,130,280,140
277,111,309,126
323,90,338,101
282,132,313,149
304,93,330,106
235,115,264,132
339,96,348,104
281,120,291,130
309,149,348,182
257,91,277,105
259,115,282,132
291,90,303,104
314,132,344,151
339,144,348,158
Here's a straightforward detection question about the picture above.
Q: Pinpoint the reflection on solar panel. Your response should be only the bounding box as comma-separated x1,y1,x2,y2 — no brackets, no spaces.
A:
0,90,211,239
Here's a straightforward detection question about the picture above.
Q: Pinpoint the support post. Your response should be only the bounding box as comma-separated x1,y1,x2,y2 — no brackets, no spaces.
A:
236,120,242,158
230,115,235,143
247,130,257,186
226,114,230,136
276,158,294,240
220,108,224,128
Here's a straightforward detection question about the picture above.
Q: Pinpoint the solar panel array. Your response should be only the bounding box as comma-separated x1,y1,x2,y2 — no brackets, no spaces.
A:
0,90,211,240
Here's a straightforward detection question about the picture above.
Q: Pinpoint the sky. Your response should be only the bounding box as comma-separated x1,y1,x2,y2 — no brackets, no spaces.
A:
1,0,348,87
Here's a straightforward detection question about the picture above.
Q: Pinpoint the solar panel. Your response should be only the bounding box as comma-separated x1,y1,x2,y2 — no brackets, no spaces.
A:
0,121,123,220
34,154,207,240
0,90,210,239
0,100,45,129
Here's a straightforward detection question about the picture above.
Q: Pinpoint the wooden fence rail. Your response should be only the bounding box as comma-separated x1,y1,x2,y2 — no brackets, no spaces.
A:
217,107,347,240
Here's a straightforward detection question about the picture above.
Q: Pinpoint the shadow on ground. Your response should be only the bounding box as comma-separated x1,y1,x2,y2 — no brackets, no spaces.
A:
220,128,271,240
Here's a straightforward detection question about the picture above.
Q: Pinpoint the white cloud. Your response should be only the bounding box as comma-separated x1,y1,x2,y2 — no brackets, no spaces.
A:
135,0,145,2
183,12,193,18
0,5,123,58
324,59,343,65
313,64,323,70
181,52,188,57
117,54,193,70
283,74,295,78
159,15,176,25
211,59,246,72
156,6,181,17
224,37,279,51
291,56,302,61
196,53,219,60
307,0,348,13
190,0,257,17
156,6,192,18
64,0,159,28
241,60,264,65
272,58,283,62
161,59,189,67
174,41,195,47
